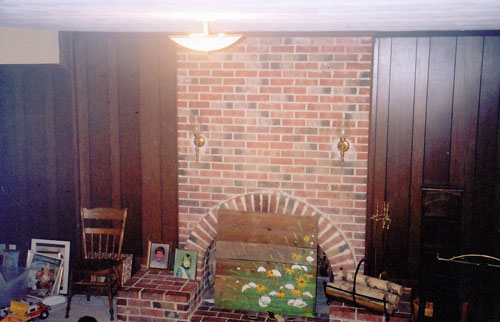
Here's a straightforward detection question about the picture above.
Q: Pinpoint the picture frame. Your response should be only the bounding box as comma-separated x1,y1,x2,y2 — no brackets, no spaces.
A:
2,250,19,267
173,249,197,280
30,239,70,294
146,241,172,270
26,251,63,299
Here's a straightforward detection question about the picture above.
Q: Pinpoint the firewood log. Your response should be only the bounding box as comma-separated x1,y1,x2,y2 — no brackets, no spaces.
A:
329,280,400,307
325,283,395,314
334,271,404,296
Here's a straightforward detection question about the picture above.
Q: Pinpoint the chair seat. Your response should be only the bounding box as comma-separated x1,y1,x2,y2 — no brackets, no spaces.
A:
72,258,122,274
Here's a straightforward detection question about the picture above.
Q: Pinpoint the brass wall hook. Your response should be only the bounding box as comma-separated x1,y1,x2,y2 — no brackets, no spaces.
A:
194,133,205,162
371,201,391,231
337,136,350,171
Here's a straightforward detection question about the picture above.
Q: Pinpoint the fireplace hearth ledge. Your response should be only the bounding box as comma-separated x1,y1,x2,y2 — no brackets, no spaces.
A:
116,270,412,322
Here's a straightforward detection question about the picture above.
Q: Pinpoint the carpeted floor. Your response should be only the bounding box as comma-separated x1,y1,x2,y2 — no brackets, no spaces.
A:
45,295,116,322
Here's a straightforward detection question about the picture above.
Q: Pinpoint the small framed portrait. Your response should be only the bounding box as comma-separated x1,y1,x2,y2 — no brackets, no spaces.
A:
173,249,197,280
146,241,172,270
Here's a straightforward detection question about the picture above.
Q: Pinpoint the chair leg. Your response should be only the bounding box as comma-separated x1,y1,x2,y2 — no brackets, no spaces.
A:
108,276,115,321
108,289,114,321
106,271,116,321
65,277,73,319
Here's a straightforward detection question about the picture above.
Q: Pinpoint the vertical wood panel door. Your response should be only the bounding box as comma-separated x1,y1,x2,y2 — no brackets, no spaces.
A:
367,35,500,283
69,33,178,256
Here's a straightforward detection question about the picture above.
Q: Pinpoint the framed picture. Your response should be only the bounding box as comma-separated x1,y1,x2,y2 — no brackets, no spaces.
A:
173,249,197,280
26,251,63,298
146,241,172,270
31,239,70,294
2,250,19,267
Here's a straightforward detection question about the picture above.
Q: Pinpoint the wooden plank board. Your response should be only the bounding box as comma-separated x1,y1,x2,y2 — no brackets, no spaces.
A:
424,37,456,185
216,259,316,279
85,34,112,207
216,241,317,265
218,209,319,232
217,227,317,248
385,37,417,277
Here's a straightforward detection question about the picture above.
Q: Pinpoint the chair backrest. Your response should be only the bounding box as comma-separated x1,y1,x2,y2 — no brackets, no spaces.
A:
81,208,127,260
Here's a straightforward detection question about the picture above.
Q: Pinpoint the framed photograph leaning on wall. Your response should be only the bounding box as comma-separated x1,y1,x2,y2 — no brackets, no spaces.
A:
30,239,70,294
173,249,197,280
146,241,172,270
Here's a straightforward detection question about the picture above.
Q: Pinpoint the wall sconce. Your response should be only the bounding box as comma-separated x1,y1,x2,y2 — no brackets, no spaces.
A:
169,21,243,52
337,136,350,171
194,133,205,162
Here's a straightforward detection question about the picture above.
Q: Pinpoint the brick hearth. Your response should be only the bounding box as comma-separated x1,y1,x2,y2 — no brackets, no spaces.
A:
116,270,412,322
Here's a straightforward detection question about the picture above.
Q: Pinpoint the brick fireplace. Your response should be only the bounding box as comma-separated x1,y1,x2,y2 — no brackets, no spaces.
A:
116,36,414,322
177,35,372,276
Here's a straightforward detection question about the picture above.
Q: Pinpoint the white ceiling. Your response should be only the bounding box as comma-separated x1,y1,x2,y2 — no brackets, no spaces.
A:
1,0,500,33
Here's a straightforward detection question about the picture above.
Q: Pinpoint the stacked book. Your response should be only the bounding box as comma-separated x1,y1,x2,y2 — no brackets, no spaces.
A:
325,270,404,314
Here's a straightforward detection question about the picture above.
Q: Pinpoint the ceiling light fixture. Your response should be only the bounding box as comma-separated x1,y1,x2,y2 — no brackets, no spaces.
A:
169,21,242,52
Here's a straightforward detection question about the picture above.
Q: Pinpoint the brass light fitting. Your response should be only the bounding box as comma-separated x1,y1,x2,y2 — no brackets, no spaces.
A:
337,136,350,171
194,133,205,162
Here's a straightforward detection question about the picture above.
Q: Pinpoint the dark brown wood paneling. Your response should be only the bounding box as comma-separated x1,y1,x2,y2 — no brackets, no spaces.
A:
384,37,417,279
67,32,178,256
106,35,122,209
43,68,58,238
160,36,179,246
450,37,484,252
368,35,500,290
52,67,77,239
449,37,483,186
0,66,28,246
74,34,91,208
423,37,456,185
23,67,50,237
0,32,178,261
475,36,500,256
0,65,76,258
366,38,391,275
139,35,163,245
86,34,112,208
116,35,143,255
408,37,430,274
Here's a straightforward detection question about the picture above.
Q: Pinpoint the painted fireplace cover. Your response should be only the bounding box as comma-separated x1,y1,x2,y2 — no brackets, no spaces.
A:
215,208,319,317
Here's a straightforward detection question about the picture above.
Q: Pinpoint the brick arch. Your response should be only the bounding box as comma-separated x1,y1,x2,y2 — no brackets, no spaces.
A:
185,191,357,280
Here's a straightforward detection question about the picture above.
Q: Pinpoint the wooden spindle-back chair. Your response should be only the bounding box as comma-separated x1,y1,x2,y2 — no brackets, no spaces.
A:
66,208,127,321
81,207,127,260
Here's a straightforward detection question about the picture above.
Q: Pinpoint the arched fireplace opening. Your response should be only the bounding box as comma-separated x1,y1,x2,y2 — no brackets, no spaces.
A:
184,191,358,301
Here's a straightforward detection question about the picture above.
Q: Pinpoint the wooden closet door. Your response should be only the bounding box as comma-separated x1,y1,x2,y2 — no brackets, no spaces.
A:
366,35,500,282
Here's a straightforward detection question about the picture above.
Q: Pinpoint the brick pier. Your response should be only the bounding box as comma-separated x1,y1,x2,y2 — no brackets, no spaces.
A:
116,269,204,321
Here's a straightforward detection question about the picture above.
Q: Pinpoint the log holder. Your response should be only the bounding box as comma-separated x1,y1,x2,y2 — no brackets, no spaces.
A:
324,259,391,321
